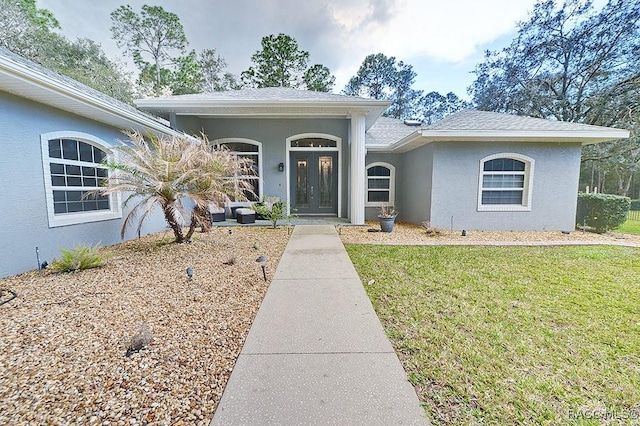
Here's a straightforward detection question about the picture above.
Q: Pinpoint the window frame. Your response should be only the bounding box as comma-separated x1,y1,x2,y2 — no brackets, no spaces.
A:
365,162,396,207
477,153,535,212
41,131,122,228
213,138,263,204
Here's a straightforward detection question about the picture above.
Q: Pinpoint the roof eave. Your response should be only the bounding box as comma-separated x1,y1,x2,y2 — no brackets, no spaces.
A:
383,129,630,152
0,55,181,138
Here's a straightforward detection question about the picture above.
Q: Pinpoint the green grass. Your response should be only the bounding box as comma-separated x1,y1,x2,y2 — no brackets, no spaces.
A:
346,244,640,425
616,219,640,235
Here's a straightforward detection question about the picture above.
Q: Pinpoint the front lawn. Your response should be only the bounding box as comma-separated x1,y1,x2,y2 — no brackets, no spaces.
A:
346,244,640,425
617,219,640,235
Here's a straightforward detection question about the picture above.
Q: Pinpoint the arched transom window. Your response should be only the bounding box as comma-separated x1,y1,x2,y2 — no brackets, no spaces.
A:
478,153,534,211
41,131,121,227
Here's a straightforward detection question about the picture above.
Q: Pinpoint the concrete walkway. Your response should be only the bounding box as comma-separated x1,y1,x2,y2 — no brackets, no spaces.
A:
212,225,428,425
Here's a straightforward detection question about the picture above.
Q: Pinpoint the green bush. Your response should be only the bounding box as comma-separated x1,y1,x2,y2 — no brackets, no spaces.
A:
50,243,108,272
576,193,630,233
253,196,288,229
630,199,640,211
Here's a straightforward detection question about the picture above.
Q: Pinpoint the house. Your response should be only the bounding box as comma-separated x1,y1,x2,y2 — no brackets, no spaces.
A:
136,89,629,231
0,46,629,277
0,47,180,278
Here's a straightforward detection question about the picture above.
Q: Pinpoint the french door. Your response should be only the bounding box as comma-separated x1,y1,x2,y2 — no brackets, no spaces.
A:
290,151,338,215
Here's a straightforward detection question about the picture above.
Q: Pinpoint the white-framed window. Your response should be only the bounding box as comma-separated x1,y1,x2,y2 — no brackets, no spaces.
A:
41,131,122,227
366,162,395,206
478,153,535,212
213,138,262,203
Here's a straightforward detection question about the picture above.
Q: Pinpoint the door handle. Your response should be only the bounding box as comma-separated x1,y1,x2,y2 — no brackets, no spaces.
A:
310,185,314,198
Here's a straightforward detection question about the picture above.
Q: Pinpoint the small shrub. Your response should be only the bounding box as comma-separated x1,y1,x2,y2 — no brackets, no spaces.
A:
126,322,153,357
630,199,640,211
50,243,108,272
253,196,288,229
576,193,630,233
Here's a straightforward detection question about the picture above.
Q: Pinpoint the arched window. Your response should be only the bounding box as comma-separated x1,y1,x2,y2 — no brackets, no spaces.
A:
478,153,534,211
366,162,395,206
214,138,262,202
41,131,121,227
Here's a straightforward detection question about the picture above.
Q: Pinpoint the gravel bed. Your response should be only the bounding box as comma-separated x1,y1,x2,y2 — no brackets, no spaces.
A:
339,221,640,246
0,226,290,425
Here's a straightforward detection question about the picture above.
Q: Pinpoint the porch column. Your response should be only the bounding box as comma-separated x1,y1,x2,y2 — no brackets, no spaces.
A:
350,113,366,225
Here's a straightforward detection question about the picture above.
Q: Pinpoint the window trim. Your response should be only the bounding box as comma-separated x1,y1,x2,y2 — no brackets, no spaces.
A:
213,137,263,205
365,162,396,207
41,131,122,227
477,153,535,212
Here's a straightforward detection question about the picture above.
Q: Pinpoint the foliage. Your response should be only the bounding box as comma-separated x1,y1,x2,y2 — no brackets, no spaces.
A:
41,38,136,104
241,33,335,91
344,53,423,120
50,243,107,272
347,244,640,424
420,91,471,124
99,132,255,243
110,4,188,95
576,192,631,232
303,64,335,92
0,0,134,104
198,48,241,92
253,196,288,229
377,204,397,218
469,0,640,197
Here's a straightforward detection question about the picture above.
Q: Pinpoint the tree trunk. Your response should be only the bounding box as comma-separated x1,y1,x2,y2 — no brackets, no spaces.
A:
184,213,198,243
162,204,185,243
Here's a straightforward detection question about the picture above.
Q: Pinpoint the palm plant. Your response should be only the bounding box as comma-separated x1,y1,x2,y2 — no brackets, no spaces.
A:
100,131,254,243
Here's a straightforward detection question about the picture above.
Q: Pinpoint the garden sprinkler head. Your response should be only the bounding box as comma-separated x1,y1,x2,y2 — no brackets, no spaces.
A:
186,266,193,281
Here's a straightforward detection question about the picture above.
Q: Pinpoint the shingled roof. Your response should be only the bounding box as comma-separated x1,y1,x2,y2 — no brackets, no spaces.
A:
0,47,180,137
427,109,622,133
367,109,629,152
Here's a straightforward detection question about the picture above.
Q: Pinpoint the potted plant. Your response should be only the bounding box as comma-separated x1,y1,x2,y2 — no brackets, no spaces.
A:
378,204,398,232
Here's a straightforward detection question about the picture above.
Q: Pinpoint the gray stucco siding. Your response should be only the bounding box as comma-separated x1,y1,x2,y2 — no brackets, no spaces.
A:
398,144,434,225
0,91,167,277
178,117,350,217
428,141,582,231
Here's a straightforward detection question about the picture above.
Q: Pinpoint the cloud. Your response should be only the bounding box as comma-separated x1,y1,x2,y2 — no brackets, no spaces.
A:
37,0,551,94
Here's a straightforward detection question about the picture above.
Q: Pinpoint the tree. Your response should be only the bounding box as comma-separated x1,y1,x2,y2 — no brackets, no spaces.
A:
42,38,135,103
110,4,188,95
0,0,59,59
1,0,135,104
199,48,241,92
343,53,423,119
241,33,335,91
100,132,255,243
420,91,471,124
303,64,335,92
469,0,640,196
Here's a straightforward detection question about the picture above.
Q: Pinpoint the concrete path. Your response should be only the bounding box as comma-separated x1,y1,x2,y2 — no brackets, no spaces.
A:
212,225,428,425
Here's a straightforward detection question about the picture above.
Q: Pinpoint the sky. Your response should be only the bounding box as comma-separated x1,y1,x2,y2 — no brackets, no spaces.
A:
36,0,558,99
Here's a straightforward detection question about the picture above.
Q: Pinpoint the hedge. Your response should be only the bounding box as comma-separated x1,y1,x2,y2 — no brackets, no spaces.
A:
576,193,631,233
